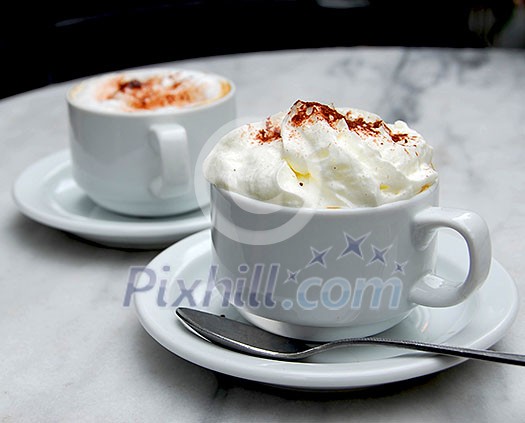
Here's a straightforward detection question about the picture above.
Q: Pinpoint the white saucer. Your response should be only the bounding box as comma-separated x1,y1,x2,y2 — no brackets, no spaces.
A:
12,150,210,249
134,229,519,390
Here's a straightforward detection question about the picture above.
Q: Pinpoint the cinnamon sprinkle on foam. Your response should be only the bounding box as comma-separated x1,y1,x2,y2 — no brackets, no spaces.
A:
97,72,230,111
290,100,346,129
254,117,281,143
289,100,412,144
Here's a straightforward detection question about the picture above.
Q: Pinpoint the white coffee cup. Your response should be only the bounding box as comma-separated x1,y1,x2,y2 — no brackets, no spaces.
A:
67,68,236,217
210,182,491,341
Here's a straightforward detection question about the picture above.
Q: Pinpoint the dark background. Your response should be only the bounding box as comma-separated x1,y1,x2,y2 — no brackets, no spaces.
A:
0,0,522,99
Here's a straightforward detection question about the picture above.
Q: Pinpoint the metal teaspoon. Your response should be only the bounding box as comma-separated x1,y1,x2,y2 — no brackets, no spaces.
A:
176,308,525,366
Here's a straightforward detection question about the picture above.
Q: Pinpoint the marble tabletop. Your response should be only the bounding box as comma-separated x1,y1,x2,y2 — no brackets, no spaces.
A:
1,47,525,422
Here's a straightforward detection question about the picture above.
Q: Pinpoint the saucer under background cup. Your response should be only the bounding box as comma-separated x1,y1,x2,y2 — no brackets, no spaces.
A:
12,150,210,249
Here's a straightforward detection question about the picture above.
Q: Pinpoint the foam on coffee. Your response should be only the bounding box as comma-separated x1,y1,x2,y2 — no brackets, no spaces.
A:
69,68,231,113
203,100,438,209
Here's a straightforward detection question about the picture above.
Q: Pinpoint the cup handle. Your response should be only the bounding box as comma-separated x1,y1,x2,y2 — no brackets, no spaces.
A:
409,207,492,307
148,124,191,199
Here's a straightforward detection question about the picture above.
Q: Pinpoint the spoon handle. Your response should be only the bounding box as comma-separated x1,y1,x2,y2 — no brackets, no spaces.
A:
301,337,525,365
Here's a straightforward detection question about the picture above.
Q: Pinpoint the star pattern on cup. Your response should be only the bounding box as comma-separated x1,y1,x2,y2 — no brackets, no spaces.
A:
307,246,332,268
284,269,300,284
338,233,369,259
303,232,404,273
393,261,408,275
368,245,390,266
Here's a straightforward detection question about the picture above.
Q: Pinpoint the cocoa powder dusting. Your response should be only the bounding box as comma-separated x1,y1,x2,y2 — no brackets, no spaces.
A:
108,75,206,110
346,113,413,143
388,130,410,143
344,116,384,137
255,117,281,143
290,100,346,128
119,79,142,90
290,100,411,144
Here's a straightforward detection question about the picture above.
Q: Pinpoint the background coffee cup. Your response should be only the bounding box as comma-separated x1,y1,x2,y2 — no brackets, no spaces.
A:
210,182,491,341
67,68,236,217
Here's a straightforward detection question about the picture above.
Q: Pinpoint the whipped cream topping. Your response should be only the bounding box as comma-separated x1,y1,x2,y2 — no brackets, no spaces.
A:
203,100,438,208
70,68,231,113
